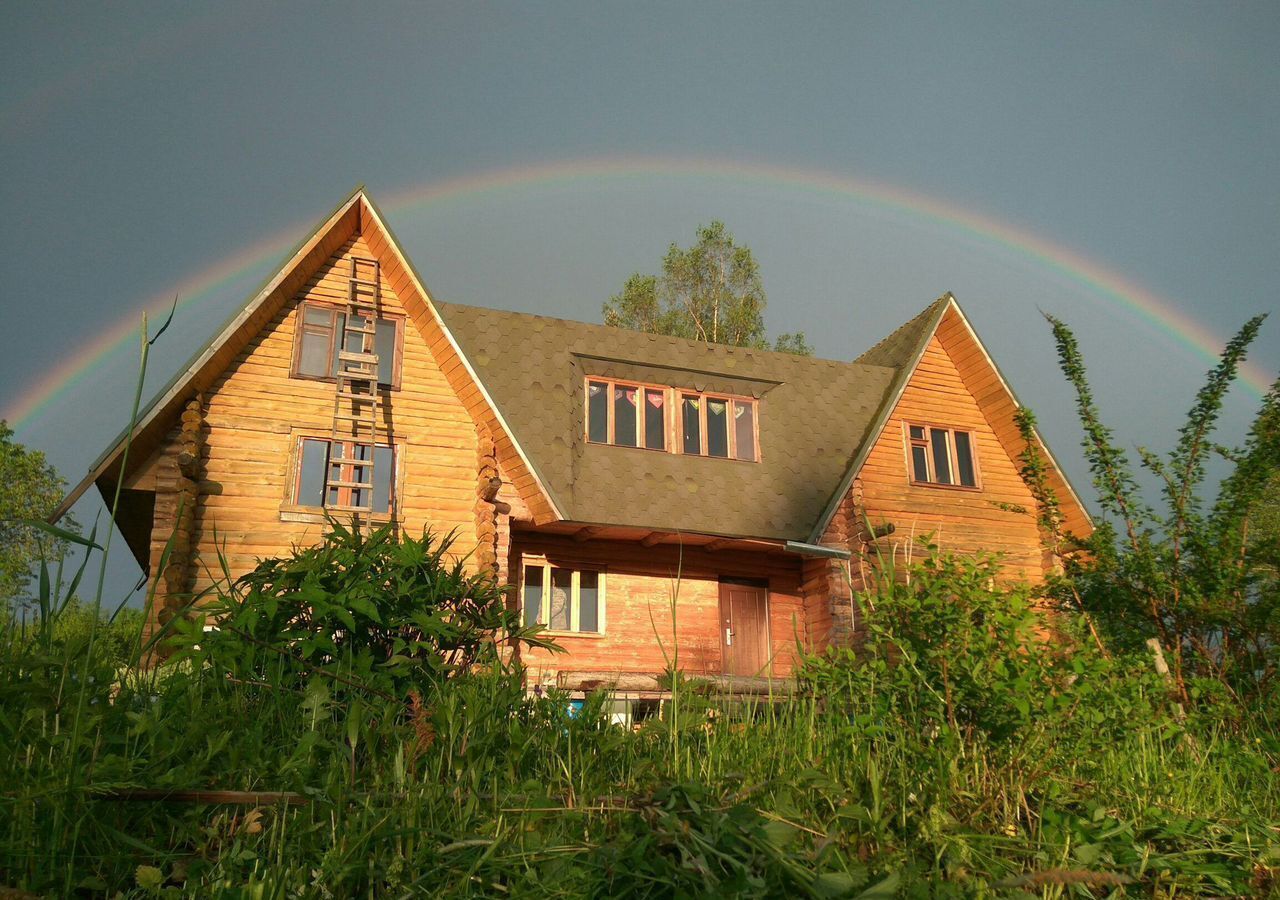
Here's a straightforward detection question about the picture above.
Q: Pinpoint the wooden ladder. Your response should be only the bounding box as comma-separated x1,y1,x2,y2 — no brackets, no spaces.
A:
326,256,382,517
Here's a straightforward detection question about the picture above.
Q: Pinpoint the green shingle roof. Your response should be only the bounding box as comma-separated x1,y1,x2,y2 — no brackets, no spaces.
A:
854,296,949,369
436,302,930,541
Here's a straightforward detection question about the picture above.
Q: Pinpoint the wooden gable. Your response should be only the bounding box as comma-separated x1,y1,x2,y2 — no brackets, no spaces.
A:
185,230,484,586
817,298,1091,579
55,190,560,533
859,328,1046,578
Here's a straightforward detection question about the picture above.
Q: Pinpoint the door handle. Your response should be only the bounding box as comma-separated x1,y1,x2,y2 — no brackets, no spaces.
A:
724,627,733,646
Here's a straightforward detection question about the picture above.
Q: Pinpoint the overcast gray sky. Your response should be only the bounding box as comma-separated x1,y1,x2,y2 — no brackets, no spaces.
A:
2,2,1276,604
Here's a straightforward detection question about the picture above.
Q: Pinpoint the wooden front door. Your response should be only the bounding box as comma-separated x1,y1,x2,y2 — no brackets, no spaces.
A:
719,582,770,676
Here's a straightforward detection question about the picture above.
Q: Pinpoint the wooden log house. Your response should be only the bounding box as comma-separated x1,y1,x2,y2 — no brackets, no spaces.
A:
54,188,1092,689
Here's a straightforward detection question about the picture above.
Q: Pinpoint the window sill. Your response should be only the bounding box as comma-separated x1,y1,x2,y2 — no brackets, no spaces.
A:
289,373,398,392
584,438,760,464
907,480,982,493
539,629,607,639
586,438,669,454
279,505,397,526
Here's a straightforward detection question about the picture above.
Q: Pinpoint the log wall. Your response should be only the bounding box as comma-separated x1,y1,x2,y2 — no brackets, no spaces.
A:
511,531,809,683
140,231,484,630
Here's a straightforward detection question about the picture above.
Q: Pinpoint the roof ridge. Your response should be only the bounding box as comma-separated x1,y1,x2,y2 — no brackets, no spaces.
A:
853,294,951,369
436,300,895,372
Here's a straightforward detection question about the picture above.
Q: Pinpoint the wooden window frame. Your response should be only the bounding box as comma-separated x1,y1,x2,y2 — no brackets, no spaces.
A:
289,300,405,391
904,422,981,490
583,378,761,463
520,556,606,636
584,378,670,452
286,435,400,519
678,391,760,462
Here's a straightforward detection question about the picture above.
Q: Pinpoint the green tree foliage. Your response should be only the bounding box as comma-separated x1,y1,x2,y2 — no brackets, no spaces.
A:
0,421,73,606
1250,473,1280,576
603,221,813,355
1020,313,1279,707
812,549,1059,742
169,520,558,699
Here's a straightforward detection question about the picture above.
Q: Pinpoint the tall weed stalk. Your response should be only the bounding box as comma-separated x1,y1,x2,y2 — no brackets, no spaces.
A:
1029,312,1278,708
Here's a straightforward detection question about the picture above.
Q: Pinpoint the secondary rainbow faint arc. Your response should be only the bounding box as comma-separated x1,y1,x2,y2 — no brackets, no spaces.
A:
6,157,1273,433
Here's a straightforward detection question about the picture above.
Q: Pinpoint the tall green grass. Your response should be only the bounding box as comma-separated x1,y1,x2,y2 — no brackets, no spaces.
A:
3,531,1277,897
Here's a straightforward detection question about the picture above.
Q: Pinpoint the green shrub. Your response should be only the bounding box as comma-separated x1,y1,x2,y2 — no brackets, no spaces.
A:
1026,313,1280,708
804,546,1060,742
168,520,557,700
802,544,1175,751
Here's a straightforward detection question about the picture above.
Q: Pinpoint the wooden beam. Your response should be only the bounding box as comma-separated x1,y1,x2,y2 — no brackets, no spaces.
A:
857,521,896,542
703,538,734,552
555,670,798,697
639,532,665,548
478,474,501,503
573,526,602,543
557,671,662,692
101,789,309,806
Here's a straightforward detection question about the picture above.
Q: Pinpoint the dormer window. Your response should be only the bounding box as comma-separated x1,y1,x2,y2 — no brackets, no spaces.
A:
587,380,666,451
585,378,758,462
681,392,757,461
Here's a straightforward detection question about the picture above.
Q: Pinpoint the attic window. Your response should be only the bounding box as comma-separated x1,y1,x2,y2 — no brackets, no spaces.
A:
586,379,666,451
292,302,402,388
906,424,978,489
680,392,757,461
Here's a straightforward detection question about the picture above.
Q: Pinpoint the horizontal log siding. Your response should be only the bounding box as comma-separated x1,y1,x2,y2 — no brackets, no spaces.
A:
857,326,1045,582
141,421,183,645
512,532,807,683
932,312,1092,540
181,233,480,602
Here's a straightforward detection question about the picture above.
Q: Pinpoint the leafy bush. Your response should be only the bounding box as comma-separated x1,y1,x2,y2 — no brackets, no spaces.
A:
1022,314,1279,709
169,520,556,699
4,521,1277,896
7,598,144,668
805,547,1059,742
802,544,1176,754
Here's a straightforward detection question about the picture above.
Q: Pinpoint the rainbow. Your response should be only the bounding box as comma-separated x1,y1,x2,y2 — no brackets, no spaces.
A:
6,157,1273,434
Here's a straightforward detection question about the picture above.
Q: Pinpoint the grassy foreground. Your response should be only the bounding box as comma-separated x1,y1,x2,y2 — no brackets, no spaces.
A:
2,528,1278,898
